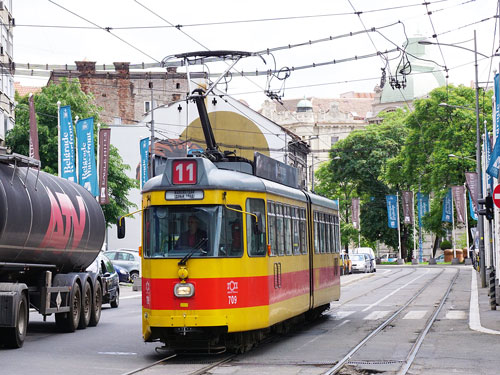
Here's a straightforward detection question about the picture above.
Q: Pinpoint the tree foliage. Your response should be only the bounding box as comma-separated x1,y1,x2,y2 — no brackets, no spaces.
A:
316,84,493,257
7,79,138,226
315,109,409,254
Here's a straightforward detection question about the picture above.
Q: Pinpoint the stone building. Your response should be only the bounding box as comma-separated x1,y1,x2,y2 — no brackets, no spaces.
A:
260,92,375,183
48,62,200,125
0,0,14,143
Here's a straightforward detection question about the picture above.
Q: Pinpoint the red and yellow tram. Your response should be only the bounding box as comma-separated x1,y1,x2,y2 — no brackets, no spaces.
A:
130,154,341,352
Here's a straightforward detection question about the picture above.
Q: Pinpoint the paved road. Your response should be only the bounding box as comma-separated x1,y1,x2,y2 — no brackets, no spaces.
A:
2,267,499,375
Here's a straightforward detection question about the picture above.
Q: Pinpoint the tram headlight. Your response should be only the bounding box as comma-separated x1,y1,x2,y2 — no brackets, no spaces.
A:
174,283,194,297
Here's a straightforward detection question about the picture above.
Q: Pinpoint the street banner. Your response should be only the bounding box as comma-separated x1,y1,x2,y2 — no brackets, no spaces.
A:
28,94,40,160
417,192,429,227
140,137,150,188
98,128,111,204
469,191,478,220
351,198,360,229
484,131,494,191
402,191,414,224
442,188,453,223
59,105,77,182
465,172,479,211
495,73,500,139
76,117,98,196
452,185,466,224
386,195,398,229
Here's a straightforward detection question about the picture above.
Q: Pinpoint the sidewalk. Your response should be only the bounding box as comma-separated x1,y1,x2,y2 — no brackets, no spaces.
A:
470,268,500,334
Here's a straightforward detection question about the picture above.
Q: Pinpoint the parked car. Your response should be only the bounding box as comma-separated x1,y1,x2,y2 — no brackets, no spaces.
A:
353,247,376,272
380,253,398,263
87,253,120,308
114,264,130,283
435,254,445,263
350,253,372,273
104,249,141,281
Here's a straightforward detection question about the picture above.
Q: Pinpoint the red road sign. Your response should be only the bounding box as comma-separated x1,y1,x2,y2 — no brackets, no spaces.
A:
493,185,500,208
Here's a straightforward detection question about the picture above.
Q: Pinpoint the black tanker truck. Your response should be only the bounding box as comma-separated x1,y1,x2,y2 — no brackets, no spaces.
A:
0,150,106,348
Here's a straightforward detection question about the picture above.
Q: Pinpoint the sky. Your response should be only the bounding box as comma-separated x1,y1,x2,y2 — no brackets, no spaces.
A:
13,0,500,110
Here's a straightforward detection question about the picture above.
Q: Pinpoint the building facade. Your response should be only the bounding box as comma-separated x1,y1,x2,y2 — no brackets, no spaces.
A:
48,62,198,125
0,0,15,143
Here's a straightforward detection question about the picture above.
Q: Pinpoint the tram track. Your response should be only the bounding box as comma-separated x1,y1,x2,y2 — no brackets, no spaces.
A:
324,267,461,375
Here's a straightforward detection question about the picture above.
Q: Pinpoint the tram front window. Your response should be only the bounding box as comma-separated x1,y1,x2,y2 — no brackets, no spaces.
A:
144,205,243,258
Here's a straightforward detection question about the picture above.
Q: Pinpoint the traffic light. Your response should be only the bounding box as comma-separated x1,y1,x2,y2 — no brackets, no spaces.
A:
478,195,494,221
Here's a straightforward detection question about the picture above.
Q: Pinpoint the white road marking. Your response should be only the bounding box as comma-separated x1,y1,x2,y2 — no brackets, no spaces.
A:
469,270,500,334
362,269,430,312
335,311,356,319
403,310,427,320
445,310,467,319
98,352,138,355
364,311,390,320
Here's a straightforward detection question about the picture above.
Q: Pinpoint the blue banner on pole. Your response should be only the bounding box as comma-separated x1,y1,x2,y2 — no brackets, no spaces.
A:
59,105,77,182
140,137,150,188
386,195,398,229
417,192,429,226
488,73,500,178
495,73,500,139
469,191,478,220
76,118,98,196
442,188,453,223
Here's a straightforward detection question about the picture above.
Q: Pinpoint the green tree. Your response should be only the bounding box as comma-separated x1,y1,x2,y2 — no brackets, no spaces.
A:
7,78,138,226
386,85,493,256
316,109,409,255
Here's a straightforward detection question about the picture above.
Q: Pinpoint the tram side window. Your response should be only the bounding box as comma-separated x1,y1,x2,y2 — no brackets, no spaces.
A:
218,206,244,257
299,208,307,254
268,201,277,256
314,212,319,254
246,198,266,257
276,203,285,256
320,213,326,253
292,207,300,255
284,205,292,255
325,215,331,253
334,215,340,253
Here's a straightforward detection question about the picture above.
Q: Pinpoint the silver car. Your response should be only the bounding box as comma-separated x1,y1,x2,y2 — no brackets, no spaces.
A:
350,253,372,273
104,249,141,281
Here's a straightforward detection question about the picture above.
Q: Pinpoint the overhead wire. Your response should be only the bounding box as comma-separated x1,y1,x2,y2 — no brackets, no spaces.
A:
47,0,160,63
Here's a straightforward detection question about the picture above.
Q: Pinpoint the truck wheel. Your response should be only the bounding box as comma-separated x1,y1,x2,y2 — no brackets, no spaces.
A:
55,283,81,332
2,293,28,348
89,281,102,327
110,287,119,308
78,281,92,329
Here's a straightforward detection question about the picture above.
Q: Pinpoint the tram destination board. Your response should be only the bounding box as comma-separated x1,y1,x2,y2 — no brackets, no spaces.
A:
165,190,204,200
254,152,298,188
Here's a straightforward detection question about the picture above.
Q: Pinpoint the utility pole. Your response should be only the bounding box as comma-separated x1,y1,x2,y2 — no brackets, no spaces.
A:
149,81,155,179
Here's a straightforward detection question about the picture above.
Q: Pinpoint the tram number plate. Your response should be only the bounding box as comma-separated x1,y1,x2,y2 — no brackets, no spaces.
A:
173,160,197,184
228,295,238,304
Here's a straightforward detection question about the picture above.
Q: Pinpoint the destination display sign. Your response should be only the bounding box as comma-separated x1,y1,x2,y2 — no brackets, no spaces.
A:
165,190,204,200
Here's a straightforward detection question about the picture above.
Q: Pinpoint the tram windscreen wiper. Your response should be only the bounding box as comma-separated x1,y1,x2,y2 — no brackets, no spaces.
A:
178,238,208,266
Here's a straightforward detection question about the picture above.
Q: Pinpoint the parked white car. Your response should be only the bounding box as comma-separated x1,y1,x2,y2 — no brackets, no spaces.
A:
353,247,376,272
104,249,141,281
350,253,372,273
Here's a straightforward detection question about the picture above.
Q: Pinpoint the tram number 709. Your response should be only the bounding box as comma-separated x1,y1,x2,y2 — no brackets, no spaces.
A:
228,295,238,305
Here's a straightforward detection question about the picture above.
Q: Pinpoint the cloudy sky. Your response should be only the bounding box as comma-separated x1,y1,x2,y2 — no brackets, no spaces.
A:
13,0,498,109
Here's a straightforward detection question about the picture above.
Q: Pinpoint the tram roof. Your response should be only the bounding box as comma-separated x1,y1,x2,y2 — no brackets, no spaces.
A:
143,157,337,210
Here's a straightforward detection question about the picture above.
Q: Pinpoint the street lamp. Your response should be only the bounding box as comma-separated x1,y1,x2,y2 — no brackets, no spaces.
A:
448,153,476,162
421,31,486,287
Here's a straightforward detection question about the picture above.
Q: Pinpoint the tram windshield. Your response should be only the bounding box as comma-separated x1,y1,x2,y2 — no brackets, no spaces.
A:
143,205,243,258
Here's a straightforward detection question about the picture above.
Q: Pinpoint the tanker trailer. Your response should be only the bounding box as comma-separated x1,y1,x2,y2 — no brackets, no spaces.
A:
0,151,106,348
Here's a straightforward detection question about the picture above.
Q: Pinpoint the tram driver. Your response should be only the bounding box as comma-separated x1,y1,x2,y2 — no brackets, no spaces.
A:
175,215,208,251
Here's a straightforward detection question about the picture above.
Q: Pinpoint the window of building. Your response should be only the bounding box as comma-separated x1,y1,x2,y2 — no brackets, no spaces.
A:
331,136,339,146
176,82,181,89
144,101,151,114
